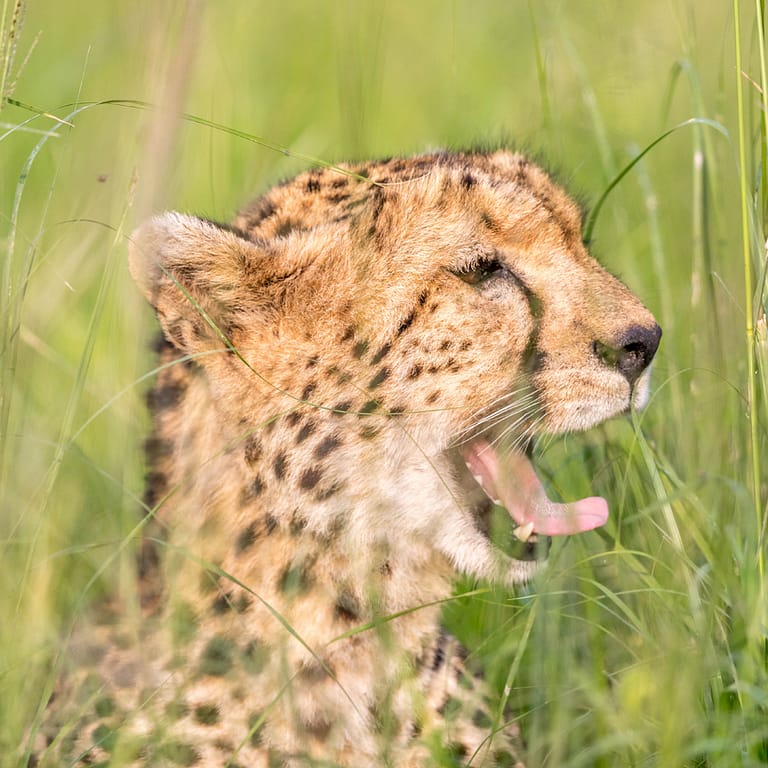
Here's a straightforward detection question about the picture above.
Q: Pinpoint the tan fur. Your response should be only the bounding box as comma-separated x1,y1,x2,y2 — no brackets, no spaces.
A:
32,150,659,768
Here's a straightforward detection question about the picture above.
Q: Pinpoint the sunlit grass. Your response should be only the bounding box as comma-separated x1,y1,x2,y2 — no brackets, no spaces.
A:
1,1,766,766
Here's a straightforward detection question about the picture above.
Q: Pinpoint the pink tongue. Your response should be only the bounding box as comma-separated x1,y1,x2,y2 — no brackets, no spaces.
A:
463,440,608,536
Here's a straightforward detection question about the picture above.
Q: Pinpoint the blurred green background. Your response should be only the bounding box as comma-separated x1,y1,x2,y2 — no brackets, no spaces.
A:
2,1,766,766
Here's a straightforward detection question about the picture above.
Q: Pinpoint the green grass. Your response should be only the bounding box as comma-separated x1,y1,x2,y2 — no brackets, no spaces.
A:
1,1,766,766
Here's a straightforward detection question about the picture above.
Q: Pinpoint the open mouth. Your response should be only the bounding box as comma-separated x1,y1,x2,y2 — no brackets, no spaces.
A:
455,437,609,562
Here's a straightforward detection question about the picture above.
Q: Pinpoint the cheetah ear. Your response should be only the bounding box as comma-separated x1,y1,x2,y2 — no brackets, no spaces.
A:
129,212,269,354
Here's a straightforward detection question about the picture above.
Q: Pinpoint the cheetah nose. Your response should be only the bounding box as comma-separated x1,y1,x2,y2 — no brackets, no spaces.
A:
593,323,662,387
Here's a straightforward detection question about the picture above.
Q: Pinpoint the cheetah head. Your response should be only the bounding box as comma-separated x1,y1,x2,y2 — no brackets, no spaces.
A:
130,149,660,585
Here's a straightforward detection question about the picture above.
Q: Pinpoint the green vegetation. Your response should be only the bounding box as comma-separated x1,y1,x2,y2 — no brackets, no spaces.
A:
1,1,766,766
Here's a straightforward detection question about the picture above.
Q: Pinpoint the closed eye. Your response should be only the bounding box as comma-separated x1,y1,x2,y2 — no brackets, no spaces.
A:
451,257,507,286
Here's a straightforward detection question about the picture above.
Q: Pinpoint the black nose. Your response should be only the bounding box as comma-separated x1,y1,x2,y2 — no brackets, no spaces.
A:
593,324,662,386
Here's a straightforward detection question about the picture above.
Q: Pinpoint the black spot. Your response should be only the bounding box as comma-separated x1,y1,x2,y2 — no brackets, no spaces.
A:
273,453,287,480
341,326,355,342
314,435,341,458
243,435,262,466
289,509,308,534
278,562,312,594
447,741,468,759
315,482,343,501
408,364,422,379
301,383,317,401
91,723,117,753
418,290,428,306
297,660,329,682
368,367,389,389
236,522,258,553
94,696,115,717
296,421,317,443
459,339,472,351
214,739,235,755
493,750,518,768
332,401,353,415
370,344,391,365
438,696,463,719
264,513,278,534
306,178,321,193
249,197,276,224
370,188,386,225
235,594,252,613
429,302,439,313
306,356,319,368
359,400,379,415
397,310,416,335
199,572,220,594
147,382,185,411
426,391,440,404
144,471,167,510
145,436,173,461
440,339,452,351
472,708,493,728
353,341,369,359
334,591,361,622
389,405,405,416
432,642,446,671
250,476,265,497
359,425,380,440
299,467,323,490
380,561,392,577
194,703,220,726
154,740,201,766
212,594,231,614
210,592,249,616
247,712,264,746
461,172,477,189
327,192,350,204
199,635,235,676
286,411,302,427
275,219,299,237
304,717,332,740
481,211,499,232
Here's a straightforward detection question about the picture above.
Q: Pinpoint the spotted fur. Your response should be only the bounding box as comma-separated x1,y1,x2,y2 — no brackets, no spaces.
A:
31,150,660,767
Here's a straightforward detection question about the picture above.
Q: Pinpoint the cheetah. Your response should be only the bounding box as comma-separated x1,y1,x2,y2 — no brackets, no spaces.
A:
32,149,660,767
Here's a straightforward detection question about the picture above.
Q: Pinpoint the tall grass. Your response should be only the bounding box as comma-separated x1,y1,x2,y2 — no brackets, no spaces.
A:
1,2,766,767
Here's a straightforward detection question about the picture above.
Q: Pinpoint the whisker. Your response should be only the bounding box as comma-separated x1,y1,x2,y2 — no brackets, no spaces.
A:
451,387,543,448
459,387,537,424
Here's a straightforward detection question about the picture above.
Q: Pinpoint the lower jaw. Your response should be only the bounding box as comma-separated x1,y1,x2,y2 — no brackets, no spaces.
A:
472,496,552,563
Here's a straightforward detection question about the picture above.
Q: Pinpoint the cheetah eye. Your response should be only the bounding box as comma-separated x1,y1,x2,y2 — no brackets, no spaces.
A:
451,257,506,286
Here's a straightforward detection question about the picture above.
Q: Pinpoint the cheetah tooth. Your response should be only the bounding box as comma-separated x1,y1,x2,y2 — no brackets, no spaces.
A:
513,521,535,542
